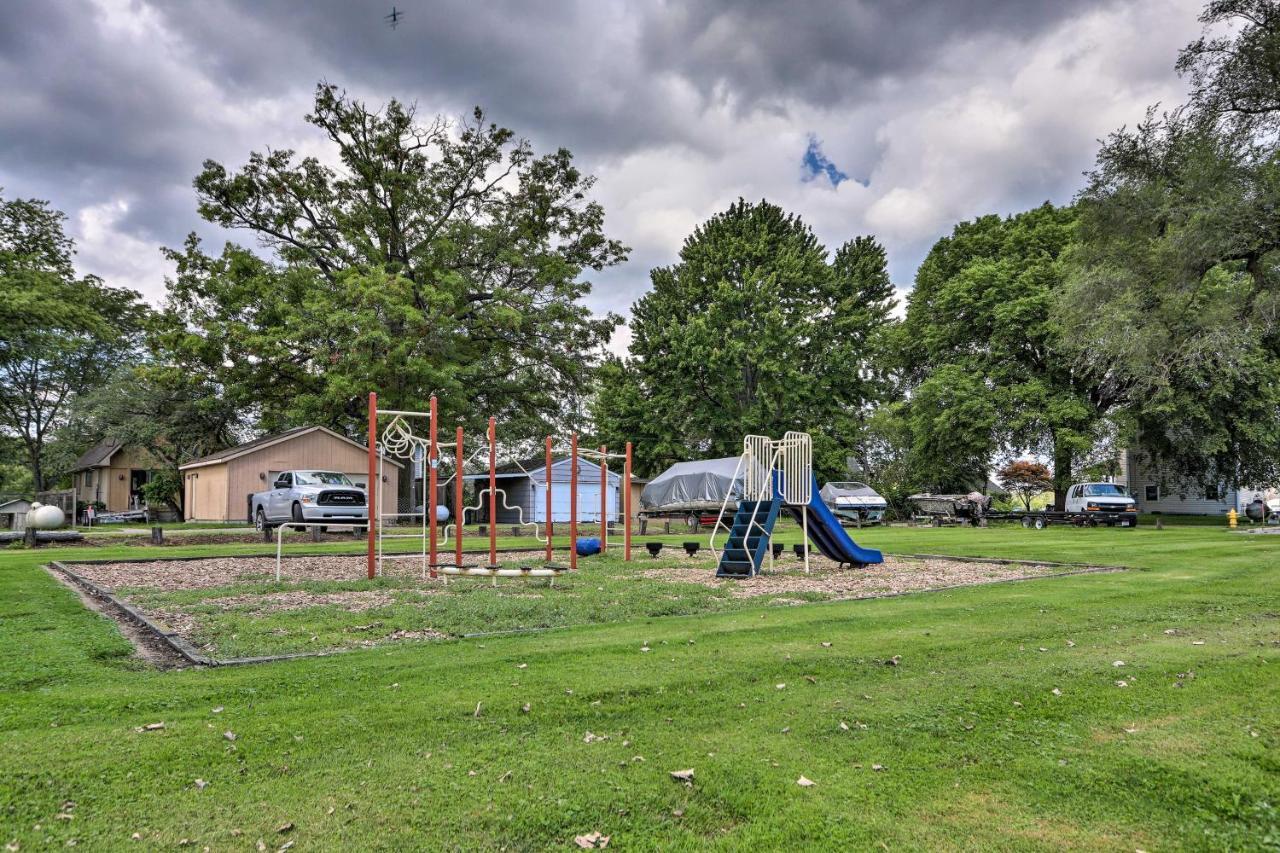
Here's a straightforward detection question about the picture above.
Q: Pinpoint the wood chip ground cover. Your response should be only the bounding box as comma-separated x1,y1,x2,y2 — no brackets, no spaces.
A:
68,550,1112,660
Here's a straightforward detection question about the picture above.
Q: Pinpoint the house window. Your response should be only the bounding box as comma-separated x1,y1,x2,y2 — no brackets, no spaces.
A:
1205,483,1222,501
1144,484,1159,502
84,470,93,488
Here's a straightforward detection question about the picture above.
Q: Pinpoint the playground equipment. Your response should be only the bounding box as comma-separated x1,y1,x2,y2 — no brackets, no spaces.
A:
710,432,883,578
364,393,633,583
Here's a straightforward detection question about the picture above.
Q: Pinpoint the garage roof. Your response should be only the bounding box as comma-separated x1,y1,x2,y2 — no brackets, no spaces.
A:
179,425,403,470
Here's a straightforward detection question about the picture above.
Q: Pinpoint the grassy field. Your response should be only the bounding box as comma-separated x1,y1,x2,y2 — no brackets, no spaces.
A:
1,525,1277,849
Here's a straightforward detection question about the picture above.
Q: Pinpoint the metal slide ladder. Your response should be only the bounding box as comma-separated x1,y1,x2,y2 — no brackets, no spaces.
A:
715,493,781,577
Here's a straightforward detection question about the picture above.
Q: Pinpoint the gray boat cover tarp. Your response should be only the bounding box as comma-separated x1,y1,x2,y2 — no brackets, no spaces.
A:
641,456,762,512
819,482,887,507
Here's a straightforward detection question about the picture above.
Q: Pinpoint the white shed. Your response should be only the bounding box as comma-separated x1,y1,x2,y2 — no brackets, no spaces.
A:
0,498,33,531
462,456,622,524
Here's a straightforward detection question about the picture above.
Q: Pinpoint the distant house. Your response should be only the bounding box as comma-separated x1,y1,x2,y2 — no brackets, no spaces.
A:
178,426,402,522
1118,448,1277,515
68,440,160,513
461,456,624,524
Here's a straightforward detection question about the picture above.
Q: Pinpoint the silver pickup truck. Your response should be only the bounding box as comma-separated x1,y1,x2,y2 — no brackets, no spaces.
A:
250,470,368,532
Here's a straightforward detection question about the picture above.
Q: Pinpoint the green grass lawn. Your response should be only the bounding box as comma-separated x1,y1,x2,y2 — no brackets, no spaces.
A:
2,525,1277,849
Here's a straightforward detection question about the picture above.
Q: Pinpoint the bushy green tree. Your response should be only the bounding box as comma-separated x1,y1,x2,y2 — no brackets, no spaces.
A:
162,84,626,454
1058,0,1280,488
0,193,147,490
593,200,896,478
900,203,1118,504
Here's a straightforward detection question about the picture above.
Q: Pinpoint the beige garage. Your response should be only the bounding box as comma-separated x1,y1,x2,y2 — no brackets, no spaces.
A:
178,426,402,522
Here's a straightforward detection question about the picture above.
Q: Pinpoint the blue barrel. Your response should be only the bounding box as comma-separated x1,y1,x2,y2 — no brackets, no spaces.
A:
575,537,602,557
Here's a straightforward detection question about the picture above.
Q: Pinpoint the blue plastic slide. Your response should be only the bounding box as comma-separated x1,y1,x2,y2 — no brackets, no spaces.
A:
781,474,883,566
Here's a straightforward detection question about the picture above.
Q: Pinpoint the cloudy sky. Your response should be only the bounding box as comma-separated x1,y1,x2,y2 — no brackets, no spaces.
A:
1,0,1203,351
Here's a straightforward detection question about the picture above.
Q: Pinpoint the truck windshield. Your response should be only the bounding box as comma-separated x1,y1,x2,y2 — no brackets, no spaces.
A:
1083,484,1127,497
295,471,354,486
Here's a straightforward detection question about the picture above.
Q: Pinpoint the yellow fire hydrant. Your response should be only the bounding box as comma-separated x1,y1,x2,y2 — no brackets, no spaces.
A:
1228,508,1238,528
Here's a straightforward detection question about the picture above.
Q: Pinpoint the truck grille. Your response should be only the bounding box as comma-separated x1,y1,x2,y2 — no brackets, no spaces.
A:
318,490,365,507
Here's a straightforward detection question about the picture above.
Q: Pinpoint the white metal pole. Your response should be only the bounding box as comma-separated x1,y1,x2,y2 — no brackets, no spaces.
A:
802,506,810,574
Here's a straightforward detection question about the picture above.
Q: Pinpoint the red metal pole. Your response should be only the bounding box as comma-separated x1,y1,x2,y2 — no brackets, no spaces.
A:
600,445,608,554
545,435,553,563
455,425,464,569
570,432,578,571
488,416,497,567
624,441,632,562
366,392,377,580
428,395,438,579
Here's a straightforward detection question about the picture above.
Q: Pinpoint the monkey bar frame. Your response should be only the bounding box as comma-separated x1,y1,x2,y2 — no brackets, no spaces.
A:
364,393,633,582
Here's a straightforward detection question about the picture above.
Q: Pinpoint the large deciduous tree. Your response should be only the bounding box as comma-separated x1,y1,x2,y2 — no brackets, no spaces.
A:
900,203,1120,504
162,85,627,471
593,199,896,478
0,193,147,490
1057,0,1280,490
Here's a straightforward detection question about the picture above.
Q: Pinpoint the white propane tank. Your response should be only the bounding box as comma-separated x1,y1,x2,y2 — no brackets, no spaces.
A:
435,505,451,523
26,502,66,530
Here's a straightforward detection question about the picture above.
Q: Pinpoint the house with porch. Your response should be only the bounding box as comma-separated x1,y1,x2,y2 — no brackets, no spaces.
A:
68,440,160,514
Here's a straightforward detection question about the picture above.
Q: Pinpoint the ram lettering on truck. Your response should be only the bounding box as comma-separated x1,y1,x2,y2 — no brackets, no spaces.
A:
250,470,368,533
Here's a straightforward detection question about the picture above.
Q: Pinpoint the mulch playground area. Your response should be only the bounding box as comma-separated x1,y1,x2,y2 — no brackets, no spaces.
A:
59,549,1116,663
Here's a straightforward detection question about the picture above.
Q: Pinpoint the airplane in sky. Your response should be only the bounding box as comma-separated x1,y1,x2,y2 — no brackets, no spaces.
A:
385,7,403,29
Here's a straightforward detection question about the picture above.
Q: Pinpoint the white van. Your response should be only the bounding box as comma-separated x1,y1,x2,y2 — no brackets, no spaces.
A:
1064,483,1138,517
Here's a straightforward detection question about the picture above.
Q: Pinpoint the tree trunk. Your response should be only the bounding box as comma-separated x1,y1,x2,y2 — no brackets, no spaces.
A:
29,450,44,493
1052,438,1072,511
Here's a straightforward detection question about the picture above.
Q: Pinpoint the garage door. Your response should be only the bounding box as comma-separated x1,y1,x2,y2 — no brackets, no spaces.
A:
535,483,615,522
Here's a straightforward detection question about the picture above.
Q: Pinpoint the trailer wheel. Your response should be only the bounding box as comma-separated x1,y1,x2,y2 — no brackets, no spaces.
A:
931,516,943,528
1021,515,1032,528
686,513,699,532
1034,516,1047,530
1087,517,1099,528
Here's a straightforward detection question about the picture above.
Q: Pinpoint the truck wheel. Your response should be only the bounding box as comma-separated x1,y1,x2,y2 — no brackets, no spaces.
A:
292,503,305,525
1034,516,1047,530
255,508,271,532
318,526,328,534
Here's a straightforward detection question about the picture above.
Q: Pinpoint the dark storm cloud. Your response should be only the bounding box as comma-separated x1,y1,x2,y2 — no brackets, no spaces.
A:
637,0,1115,109
148,0,693,159
0,0,249,246
0,0,1198,319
